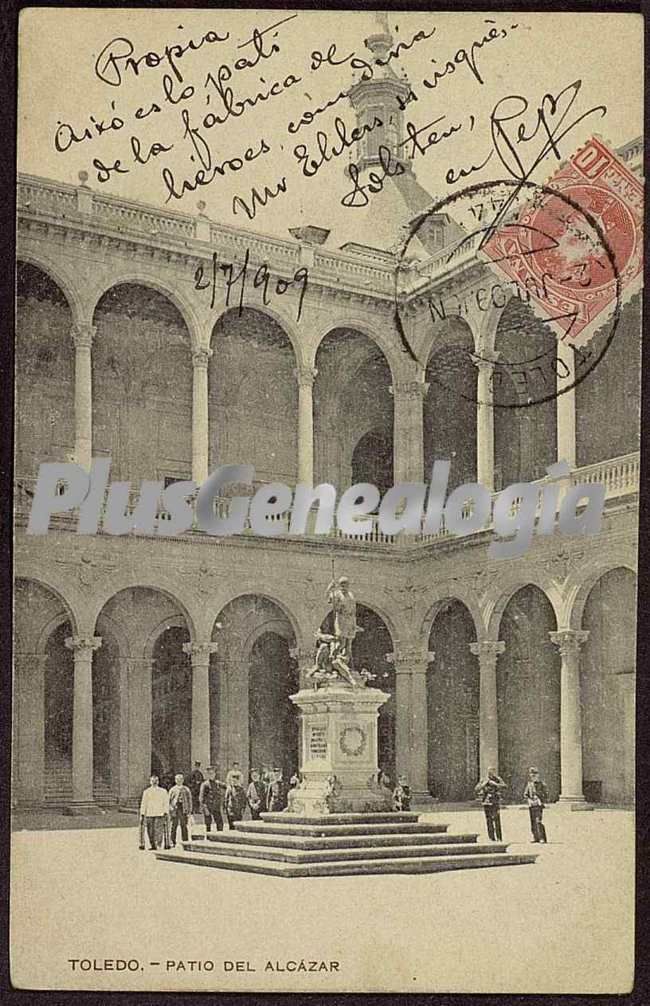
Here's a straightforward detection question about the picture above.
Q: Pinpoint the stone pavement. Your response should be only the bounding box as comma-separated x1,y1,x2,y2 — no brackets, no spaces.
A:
10,806,634,994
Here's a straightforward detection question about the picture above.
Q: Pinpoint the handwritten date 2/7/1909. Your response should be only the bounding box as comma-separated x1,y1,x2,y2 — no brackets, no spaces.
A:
194,249,308,323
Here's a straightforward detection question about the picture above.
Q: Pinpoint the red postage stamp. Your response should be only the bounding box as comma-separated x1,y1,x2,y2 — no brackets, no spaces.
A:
480,137,643,348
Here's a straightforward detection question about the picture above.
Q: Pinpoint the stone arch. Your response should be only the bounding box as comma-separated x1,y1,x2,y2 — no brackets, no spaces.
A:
419,313,477,374
16,261,76,475
212,594,299,784
211,302,305,369
314,327,395,490
312,319,401,384
91,281,195,482
16,251,85,327
427,598,480,800
578,566,636,804
420,590,484,652
493,296,557,485
566,554,637,631
90,273,202,349
210,590,303,652
208,306,300,485
15,576,80,648
497,583,561,800
89,580,197,646
484,574,563,641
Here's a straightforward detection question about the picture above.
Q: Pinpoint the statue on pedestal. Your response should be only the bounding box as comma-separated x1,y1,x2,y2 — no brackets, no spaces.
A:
326,575,361,663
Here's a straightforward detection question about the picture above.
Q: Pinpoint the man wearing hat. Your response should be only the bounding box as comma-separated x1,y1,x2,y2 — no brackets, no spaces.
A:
523,767,549,843
199,766,225,833
189,760,205,815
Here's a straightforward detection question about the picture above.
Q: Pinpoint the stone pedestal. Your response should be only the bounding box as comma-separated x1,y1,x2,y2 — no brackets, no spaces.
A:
287,683,393,815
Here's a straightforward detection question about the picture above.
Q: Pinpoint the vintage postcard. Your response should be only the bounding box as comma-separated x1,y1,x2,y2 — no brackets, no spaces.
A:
12,6,642,995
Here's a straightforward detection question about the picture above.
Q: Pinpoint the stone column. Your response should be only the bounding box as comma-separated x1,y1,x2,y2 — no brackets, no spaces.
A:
470,640,505,777
294,367,317,486
14,653,46,807
183,642,218,768
389,378,429,484
387,648,434,803
72,324,95,471
127,657,153,802
472,352,498,491
550,629,588,804
556,342,577,468
191,348,212,485
64,635,102,813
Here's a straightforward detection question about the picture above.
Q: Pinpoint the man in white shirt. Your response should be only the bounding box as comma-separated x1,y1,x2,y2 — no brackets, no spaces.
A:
139,774,170,850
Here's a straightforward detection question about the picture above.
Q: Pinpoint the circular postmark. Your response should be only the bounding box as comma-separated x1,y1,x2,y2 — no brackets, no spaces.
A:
394,176,624,409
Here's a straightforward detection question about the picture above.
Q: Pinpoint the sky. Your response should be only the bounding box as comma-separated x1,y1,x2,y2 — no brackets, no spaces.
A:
18,8,643,245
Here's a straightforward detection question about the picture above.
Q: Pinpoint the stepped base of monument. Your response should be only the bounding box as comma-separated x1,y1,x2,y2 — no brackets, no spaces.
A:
155,812,537,877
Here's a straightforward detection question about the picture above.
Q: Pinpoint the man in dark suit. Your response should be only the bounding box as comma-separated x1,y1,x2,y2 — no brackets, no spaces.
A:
475,767,507,841
523,766,549,843
189,761,205,815
199,766,224,833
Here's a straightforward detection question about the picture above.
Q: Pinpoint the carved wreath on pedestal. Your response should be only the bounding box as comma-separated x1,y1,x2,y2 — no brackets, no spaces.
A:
339,725,366,757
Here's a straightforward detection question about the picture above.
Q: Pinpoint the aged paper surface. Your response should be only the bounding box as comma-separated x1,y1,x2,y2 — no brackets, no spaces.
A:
13,6,641,994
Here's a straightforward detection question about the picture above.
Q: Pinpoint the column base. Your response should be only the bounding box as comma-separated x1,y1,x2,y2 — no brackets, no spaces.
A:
411,791,438,809
557,795,594,811
63,800,105,816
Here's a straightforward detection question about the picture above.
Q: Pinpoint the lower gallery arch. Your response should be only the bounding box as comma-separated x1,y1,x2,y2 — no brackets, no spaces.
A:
213,596,298,786
150,625,192,785
427,600,479,800
321,604,395,779
580,568,636,805
96,586,192,802
14,578,76,807
497,585,560,801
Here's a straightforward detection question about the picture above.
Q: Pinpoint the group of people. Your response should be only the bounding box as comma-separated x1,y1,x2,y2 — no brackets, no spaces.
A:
475,766,550,844
138,760,300,851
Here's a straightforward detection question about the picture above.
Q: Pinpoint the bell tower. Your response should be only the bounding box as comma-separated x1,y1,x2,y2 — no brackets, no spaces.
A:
347,12,413,172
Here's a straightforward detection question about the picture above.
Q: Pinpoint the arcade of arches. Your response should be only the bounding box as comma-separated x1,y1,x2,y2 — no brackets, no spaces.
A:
13,254,638,814
15,263,640,494
13,566,635,810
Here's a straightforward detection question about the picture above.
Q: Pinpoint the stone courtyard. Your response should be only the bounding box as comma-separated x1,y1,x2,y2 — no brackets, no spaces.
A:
10,807,634,994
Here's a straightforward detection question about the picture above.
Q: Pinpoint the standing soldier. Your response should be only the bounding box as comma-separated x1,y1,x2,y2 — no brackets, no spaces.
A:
246,769,265,820
475,767,507,841
523,766,549,843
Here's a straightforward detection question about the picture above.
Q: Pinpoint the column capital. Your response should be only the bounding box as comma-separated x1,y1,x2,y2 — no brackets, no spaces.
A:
65,636,102,654
470,639,505,661
387,648,434,673
294,365,318,388
549,629,589,657
192,348,213,369
389,380,430,399
183,641,218,661
470,350,500,374
72,324,96,350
